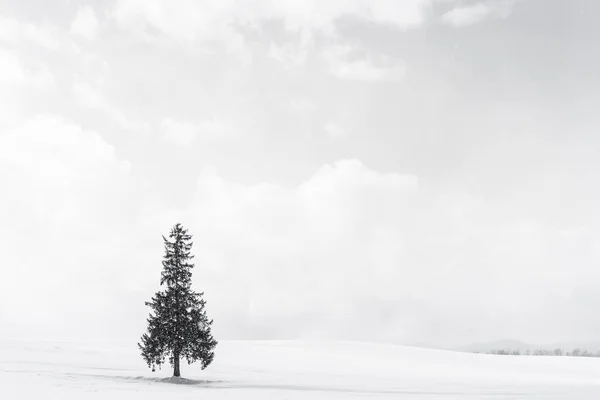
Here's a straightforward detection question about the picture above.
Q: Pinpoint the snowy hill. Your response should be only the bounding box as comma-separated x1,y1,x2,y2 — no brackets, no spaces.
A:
2,339,600,398
461,339,600,354
460,339,536,353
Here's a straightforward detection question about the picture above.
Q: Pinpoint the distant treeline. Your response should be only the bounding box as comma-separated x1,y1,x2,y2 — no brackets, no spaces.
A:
480,348,600,357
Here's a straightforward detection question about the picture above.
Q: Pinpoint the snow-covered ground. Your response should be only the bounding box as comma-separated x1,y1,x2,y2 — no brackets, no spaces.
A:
2,338,600,399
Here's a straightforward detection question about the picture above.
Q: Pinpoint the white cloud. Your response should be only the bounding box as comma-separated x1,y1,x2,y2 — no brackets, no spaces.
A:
112,0,426,78
442,0,518,27
0,14,20,42
0,115,138,337
112,0,430,68
0,50,54,89
245,0,429,31
161,118,197,147
267,41,308,69
0,114,127,184
114,0,430,42
0,115,131,226
0,49,55,125
176,158,598,345
161,117,234,147
0,14,61,49
73,80,149,132
70,6,100,40
1,0,597,348
324,44,406,81
113,0,243,44
324,121,346,138
289,98,316,114
0,49,25,84
1,144,598,345
186,159,422,340
73,80,105,108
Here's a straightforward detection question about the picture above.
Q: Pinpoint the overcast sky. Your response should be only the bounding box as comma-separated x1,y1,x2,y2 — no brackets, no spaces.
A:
0,0,599,348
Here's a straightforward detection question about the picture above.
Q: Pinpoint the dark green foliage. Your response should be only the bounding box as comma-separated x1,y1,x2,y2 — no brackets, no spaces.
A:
139,223,217,377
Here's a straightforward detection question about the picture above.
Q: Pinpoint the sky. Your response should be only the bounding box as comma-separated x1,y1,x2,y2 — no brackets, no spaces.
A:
0,0,599,349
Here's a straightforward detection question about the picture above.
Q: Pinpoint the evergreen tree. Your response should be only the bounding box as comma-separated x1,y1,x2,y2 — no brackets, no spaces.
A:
139,223,217,377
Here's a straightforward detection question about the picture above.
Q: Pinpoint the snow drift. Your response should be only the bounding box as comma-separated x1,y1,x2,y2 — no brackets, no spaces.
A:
2,338,600,398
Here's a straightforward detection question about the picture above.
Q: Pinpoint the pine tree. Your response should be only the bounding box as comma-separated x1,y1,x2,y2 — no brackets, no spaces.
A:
139,223,217,377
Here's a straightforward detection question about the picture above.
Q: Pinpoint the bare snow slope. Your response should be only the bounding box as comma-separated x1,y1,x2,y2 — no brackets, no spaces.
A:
2,339,600,399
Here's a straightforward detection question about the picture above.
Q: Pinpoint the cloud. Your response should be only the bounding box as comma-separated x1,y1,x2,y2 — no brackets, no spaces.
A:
288,98,317,115
1,0,598,349
186,159,421,339
112,0,431,68
0,114,133,237
324,121,346,138
0,14,61,49
0,115,142,338
114,0,430,42
72,80,105,108
267,41,308,69
161,118,197,147
70,6,100,40
113,0,246,48
0,49,25,84
73,80,149,132
247,0,429,31
161,117,235,147
0,49,55,125
0,115,128,192
1,145,598,346
442,0,518,27
0,49,54,88
112,0,423,80
176,158,599,346
323,44,406,81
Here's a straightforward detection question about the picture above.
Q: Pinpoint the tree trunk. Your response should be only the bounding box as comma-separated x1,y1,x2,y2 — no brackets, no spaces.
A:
173,352,181,377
